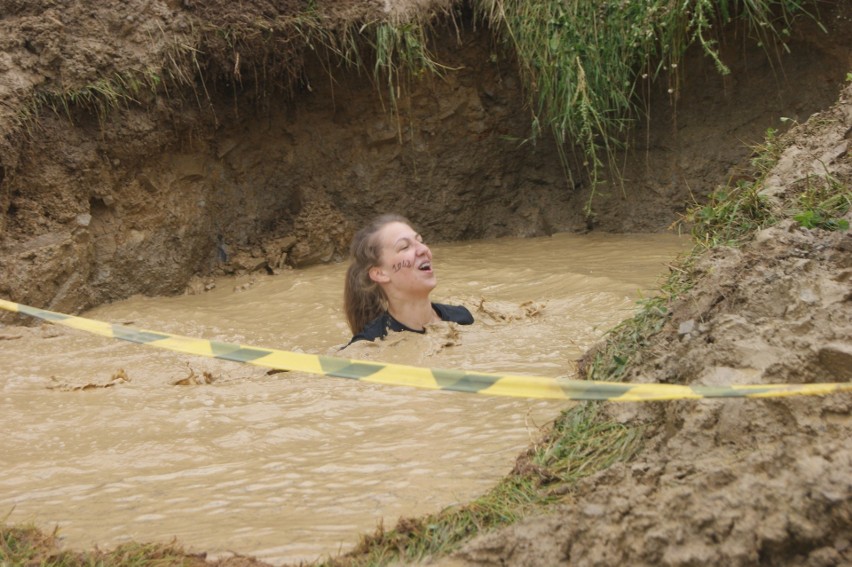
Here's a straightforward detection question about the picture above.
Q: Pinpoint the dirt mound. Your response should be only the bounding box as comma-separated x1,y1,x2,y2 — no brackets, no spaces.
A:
441,84,852,567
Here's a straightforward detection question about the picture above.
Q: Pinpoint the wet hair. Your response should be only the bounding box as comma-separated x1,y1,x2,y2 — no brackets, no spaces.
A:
343,213,412,335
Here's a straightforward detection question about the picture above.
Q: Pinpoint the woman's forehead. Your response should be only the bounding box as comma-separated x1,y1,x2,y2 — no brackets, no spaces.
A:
378,221,417,245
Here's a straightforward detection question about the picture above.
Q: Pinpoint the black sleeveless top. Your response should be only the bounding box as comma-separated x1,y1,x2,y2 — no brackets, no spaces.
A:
348,303,474,345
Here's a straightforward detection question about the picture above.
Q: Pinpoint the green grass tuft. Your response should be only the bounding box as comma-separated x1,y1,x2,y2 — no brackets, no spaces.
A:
791,169,851,231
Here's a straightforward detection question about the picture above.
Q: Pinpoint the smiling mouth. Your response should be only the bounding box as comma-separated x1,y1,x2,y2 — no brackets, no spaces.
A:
418,262,432,271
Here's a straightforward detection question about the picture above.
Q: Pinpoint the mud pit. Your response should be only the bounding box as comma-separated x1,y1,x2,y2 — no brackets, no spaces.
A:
0,233,687,564
1,1,851,566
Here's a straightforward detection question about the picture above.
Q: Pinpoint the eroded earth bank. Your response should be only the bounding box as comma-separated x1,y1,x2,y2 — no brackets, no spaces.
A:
1,1,849,313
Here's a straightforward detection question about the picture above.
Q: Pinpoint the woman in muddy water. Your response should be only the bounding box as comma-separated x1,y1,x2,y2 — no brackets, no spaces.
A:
343,213,474,346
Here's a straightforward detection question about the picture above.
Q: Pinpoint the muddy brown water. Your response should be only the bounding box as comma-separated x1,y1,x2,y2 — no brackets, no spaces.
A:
0,232,686,564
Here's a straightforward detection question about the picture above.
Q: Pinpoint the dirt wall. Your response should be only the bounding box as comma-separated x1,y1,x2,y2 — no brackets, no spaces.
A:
0,1,850,315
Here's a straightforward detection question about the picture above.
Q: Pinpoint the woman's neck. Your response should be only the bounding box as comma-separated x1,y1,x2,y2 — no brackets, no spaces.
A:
387,299,438,331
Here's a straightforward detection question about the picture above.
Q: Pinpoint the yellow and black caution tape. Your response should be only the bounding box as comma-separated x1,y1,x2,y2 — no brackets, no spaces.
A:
1,298,849,402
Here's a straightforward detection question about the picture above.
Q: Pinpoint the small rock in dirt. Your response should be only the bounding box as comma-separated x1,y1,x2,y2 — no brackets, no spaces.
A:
233,279,256,292
230,251,267,273
39,324,63,338
817,342,852,381
582,504,606,517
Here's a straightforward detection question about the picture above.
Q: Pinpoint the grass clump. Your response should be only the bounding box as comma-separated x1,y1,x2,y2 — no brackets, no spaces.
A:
687,179,775,247
367,20,446,124
791,170,851,231
680,116,850,248
0,522,207,567
193,5,446,128
679,126,783,248
26,69,163,128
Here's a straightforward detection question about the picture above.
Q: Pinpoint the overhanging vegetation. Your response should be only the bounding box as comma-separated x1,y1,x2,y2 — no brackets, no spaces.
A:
14,1,825,216
13,0,818,215
475,0,823,213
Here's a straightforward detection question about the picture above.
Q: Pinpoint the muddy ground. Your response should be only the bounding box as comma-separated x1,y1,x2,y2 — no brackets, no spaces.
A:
1,1,851,566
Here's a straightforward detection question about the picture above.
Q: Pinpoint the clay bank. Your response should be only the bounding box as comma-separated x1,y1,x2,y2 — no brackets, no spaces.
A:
1,1,851,566
0,0,848,312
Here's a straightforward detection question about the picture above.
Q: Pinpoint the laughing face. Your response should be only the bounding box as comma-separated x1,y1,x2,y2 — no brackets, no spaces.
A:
368,221,437,299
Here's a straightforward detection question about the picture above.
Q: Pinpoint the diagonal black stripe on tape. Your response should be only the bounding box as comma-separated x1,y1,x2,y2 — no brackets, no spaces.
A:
431,369,500,393
319,356,383,380
111,324,170,344
18,305,69,322
209,341,271,363
558,381,634,400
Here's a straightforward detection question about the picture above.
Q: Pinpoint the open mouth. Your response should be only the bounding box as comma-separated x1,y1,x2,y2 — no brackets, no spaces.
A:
418,261,432,271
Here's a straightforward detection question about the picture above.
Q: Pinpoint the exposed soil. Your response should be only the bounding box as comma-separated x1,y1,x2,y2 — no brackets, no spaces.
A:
1,1,851,566
1,1,849,315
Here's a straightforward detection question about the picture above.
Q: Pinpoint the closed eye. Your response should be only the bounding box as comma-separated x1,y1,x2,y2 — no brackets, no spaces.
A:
395,234,424,252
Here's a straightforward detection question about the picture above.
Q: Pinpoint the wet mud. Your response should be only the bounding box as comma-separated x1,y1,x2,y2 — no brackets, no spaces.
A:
1,1,851,566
